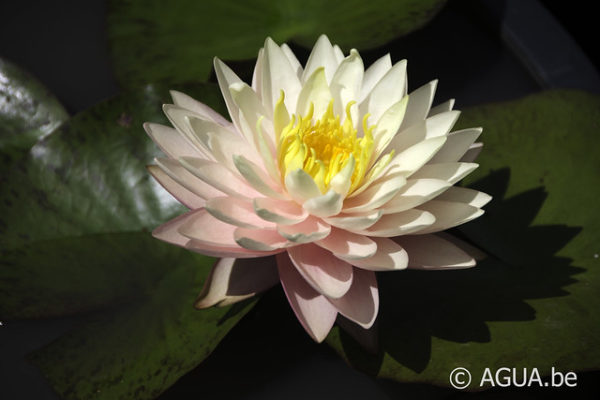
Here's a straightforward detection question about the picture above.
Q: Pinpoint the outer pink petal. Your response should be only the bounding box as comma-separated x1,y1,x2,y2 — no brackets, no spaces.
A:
152,210,196,248
147,165,205,210
287,244,353,299
277,252,338,343
195,257,279,308
177,208,238,247
328,268,379,329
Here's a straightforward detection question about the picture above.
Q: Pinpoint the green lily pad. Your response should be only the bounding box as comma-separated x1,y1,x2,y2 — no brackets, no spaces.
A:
326,90,600,389
107,0,446,88
0,82,257,399
0,58,68,166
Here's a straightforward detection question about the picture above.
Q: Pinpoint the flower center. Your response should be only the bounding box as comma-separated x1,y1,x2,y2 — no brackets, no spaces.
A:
278,101,375,194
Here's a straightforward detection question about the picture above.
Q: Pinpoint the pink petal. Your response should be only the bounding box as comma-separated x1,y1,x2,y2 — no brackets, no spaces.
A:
144,123,200,159
287,244,353,299
147,165,205,209
170,90,232,127
254,197,309,225
277,252,338,342
277,216,331,244
343,237,408,271
206,196,275,229
329,268,379,328
358,209,435,237
177,208,237,247
152,210,196,247
195,257,279,308
315,227,377,260
155,158,225,200
234,227,290,251
393,234,475,269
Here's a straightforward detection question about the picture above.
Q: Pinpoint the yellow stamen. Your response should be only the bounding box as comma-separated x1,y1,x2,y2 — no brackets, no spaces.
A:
278,100,383,194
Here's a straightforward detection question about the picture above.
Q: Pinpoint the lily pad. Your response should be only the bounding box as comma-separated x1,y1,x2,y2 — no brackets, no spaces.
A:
0,58,68,167
107,0,446,87
0,82,257,399
326,90,600,389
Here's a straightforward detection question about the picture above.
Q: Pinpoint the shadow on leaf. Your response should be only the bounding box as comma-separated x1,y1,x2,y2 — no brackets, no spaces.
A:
338,168,583,375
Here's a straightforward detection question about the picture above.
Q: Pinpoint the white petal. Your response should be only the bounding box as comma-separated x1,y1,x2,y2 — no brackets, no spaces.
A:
296,67,333,118
325,210,382,231
343,237,408,271
277,216,331,244
281,43,303,80
195,257,279,308
414,200,484,234
229,82,270,147
302,34,339,84
254,197,309,225
147,165,205,209
410,162,479,184
251,47,264,95
435,186,492,208
428,98,455,117
394,234,476,269
188,117,261,172
206,196,275,229
262,37,302,114
155,157,224,200
360,53,392,103
357,209,435,237
170,90,231,127
460,142,483,162
385,136,447,177
360,59,407,123
179,156,260,199
370,96,409,164
344,174,407,212
329,154,355,197
330,49,364,122
429,127,482,163
303,190,343,218
162,105,215,160
399,80,438,130
328,268,378,328
379,178,450,214
277,252,338,342
285,168,322,203
332,44,345,63
144,122,200,159
385,110,460,154
213,58,243,128
287,243,353,299
315,227,377,260
233,155,286,200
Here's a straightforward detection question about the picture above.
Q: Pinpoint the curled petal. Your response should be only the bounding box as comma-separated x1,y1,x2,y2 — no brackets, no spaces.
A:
195,257,279,308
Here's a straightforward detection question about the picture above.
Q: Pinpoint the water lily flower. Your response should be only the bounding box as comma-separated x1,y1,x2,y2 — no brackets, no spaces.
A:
145,35,490,342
